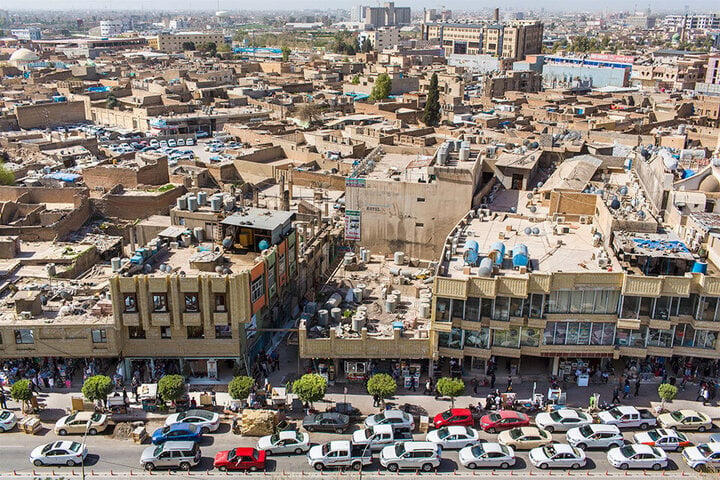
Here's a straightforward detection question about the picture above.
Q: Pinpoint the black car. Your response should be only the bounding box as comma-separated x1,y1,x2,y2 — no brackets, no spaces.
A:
302,412,350,433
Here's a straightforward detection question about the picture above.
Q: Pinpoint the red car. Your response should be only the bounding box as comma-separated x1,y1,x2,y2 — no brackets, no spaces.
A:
213,447,266,472
479,410,530,433
433,408,475,429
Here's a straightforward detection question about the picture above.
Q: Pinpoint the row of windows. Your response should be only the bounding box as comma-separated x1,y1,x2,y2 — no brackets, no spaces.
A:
436,293,720,322
127,325,232,340
438,323,718,351
10,328,108,345
124,293,226,314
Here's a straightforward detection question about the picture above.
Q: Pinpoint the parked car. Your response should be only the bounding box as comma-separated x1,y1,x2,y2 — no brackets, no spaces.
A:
535,409,593,433
177,138,185,146
529,444,587,470
657,410,713,432
186,138,195,146
214,447,266,472
380,441,441,472
352,424,413,451
364,410,415,432
0,409,18,432
165,409,220,433
459,442,516,469
479,411,530,433
141,441,201,471
682,443,720,471
597,406,657,430
426,426,480,449
498,427,553,450
433,408,475,429
196,131,209,138
30,441,87,467
307,440,372,471
566,424,624,450
168,139,177,147
54,412,108,436
633,428,691,451
607,444,667,470
151,423,202,445
257,431,311,455
303,412,350,433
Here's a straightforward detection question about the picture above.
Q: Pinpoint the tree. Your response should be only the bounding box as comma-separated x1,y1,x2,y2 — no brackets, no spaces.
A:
10,379,34,412
181,41,196,51
351,74,360,85
0,163,14,185
105,93,117,109
332,31,357,55
436,377,465,407
157,374,186,404
292,374,327,407
217,43,231,53
422,72,441,126
295,102,323,124
281,45,291,62
361,37,373,53
228,376,255,401
82,375,114,406
366,373,397,406
658,383,678,409
371,73,392,101
199,42,217,55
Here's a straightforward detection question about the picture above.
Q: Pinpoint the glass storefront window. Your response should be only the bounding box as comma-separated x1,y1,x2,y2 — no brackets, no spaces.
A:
590,323,615,345
647,328,674,348
465,297,480,322
567,323,580,344
675,324,717,349
481,298,493,318
464,328,490,349
510,298,524,317
493,328,520,348
436,297,451,322
652,297,672,320
695,330,718,349
628,328,647,347
545,322,614,345
438,328,463,349
548,290,619,314
520,327,540,346
621,296,640,318
594,290,620,314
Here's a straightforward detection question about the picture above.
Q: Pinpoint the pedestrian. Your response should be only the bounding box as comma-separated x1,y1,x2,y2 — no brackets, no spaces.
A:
409,377,417,392
211,390,217,406
373,394,380,407
471,377,478,395
490,372,496,389
122,388,129,406
48,376,54,392
634,378,641,397
433,386,440,400
0,389,6,409
612,386,621,404
506,376,513,392
424,379,432,395
623,383,630,399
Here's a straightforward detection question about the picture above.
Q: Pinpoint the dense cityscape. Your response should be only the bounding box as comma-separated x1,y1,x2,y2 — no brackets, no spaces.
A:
0,3,719,479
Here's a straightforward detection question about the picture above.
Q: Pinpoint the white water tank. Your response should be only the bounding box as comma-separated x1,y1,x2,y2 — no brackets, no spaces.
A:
394,251,405,265
193,227,204,242
331,307,342,322
187,195,198,211
385,295,397,313
210,195,223,212
352,315,364,332
197,191,207,206
419,301,432,318
344,252,356,265
111,257,122,272
176,196,188,210
353,288,363,303
318,309,329,326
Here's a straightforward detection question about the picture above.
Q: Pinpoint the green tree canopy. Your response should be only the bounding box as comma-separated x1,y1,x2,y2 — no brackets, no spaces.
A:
0,163,15,186
105,93,118,109
422,72,441,126
10,379,33,402
292,373,327,406
361,37,373,53
366,373,397,404
81,375,114,403
181,41,196,51
658,383,678,407
436,377,465,407
228,376,255,400
295,102,323,124
371,73,392,101
157,374,186,403
332,31,357,55
281,45,291,62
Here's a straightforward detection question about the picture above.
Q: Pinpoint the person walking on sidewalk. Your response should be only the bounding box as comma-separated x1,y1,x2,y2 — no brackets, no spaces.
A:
623,382,631,399
612,385,621,404
424,378,432,395
409,377,417,392
0,389,7,409
634,378,641,397
471,377,478,395
506,376,513,392
490,372,496,389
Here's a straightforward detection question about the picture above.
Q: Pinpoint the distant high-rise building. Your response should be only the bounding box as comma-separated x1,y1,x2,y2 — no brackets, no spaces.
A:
363,2,411,28
99,20,124,37
665,13,720,31
350,5,366,23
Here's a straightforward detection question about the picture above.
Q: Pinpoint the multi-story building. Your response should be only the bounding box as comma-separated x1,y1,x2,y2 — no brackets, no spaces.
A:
10,28,42,41
358,27,402,51
99,20,124,37
150,32,228,53
424,20,543,60
664,14,720,31
631,57,707,91
424,23,484,56
501,21,544,61
705,55,720,86
363,2,411,28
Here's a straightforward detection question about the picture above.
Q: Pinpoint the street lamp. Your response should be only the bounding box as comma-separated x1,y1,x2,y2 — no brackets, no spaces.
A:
81,419,91,480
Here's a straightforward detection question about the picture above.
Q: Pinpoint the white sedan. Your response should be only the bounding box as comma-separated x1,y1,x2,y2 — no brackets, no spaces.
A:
529,444,587,470
30,441,88,467
459,443,516,469
426,426,480,449
257,431,311,455
535,409,593,433
165,409,220,433
0,409,17,432
607,444,668,470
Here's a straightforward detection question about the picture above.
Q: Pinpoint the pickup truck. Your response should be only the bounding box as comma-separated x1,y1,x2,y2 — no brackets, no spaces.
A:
352,425,413,451
597,406,657,430
307,440,373,471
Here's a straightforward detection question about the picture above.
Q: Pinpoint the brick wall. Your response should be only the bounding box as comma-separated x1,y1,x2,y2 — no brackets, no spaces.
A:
15,101,87,129
93,186,186,220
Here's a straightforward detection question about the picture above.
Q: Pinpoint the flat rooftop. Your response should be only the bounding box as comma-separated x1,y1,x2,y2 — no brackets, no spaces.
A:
146,241,260,276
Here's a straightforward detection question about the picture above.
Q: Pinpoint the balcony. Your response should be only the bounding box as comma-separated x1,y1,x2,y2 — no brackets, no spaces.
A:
182,312,202,326
122,313,140,326
151,312,171,327
648,318,672,330
489,320,510,330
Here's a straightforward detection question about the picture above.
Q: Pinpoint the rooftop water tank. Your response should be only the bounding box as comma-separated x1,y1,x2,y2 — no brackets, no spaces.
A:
210,196,223,212
197,191,207,206
478,257,494,277
187,195,198,211
176,196,187,210
489,242,506,267
692,261,708,274
512,244,529,268
258,239,270,251
463,239,479,265
222,236,233,249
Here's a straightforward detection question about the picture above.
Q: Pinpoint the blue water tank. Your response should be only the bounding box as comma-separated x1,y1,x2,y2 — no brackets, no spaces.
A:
610,197,621,209
490,242,506,266
512,244,529,268
258,239,270,251
463,240,479,265
692,261,708,274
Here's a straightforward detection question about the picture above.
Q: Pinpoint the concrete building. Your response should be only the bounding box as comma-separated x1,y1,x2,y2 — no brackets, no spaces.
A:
151,32,228,53
359,27,402,51
705,55,720,86
543,55,633,89
665,14,720,31
424,23,484,56
363,2,411,28
99,20,124,37
10,28,42,41
424,21,543,60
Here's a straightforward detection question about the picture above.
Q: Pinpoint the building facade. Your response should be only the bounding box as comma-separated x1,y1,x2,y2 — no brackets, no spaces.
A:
363,2,411,28
151,32,228,53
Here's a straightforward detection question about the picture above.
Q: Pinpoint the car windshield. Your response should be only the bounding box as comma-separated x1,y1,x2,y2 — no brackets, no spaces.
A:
0,411,9,420
698,444,713,457
543,445,557,457
549,411,563,422
619,446,636,458
66,414,77,423
510,429,523,440
670,411,685,421
647,431,660,441
270,434,280,444
321,444,330,456
41,444,54,454
471,445,486,456
487,413,502,423
578,425,593,437
437,428,450,439
372,413,386,422
394,443,406,456
161,427,170,434
153,446,164,457
441,411,454,420
227,449,238,462
69,442,82,453
608,408,623,419
90,413,102,422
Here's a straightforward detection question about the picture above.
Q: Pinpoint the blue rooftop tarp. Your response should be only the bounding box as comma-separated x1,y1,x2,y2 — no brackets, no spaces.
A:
45,172,82,183
87,86,110,93
233,47,282,54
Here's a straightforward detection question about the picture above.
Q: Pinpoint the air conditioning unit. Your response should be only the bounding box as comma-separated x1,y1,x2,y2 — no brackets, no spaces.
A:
579,215,590,224
20,311,32,320
554,215,566,224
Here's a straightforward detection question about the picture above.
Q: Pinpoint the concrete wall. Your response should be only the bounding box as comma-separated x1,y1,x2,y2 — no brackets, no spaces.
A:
93,186,186,220
83,156,169,190
15,101,87,129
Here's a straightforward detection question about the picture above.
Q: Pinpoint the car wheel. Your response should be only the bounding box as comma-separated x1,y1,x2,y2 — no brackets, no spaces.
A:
250,466,258,472
500,462,510,469
180,462,191,471
201,427,210,434
610,442,623,449
218,466,227,472
314,463,324,471
545,426,554,433
488,428,496,434
58,429,67,436
571,463,580,470
576,443,587,450
620,463,629,470
0,426,5,433
294,448,304,455
306,426,315,432
67,460,76,467
694,465,705,472
467,462,477,469
351,461,362,471
640,423,649,430
699,426,707,433
335,428,345,434
144,463,155,471
89,428,97,435
33,460,43,467
387,463,399,472
652,463,662,471
421,463,433,472
539,463,548,470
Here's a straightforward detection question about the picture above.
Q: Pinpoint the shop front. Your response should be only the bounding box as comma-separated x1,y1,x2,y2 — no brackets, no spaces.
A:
124,357,237,384
304,358,428,386
549,355,614,385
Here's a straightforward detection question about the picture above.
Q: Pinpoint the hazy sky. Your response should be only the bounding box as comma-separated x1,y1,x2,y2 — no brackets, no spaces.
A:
7,0,720,12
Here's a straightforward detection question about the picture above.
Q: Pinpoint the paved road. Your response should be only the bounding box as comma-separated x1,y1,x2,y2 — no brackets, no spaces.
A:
0,418,709,478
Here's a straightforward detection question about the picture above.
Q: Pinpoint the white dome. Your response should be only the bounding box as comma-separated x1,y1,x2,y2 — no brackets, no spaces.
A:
10,48,39,62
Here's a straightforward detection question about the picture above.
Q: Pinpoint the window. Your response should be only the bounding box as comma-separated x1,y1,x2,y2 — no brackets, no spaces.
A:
14,329,34,344
91,329,107,343
528,294,545,318
465,297,480,321
128,326,146,339
214,294,226,312
215,325,232,339
160,326,172,339
493,328,520,348
647,328,674,348
464,328,489,348
675,323,717,349
417,197,425,202
492,297,510,320
184,293,199,313
267,266,275,291
697,296,720,321
415,223,424,227
544,322,614,345
438,328,463,349
187,326,205,339
520,327,540,347
435,297,451,322
250,275,265,303
450,299,465,320
278,253,286,277
615,328,647,347
123,294,137,313
152,293,168,312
